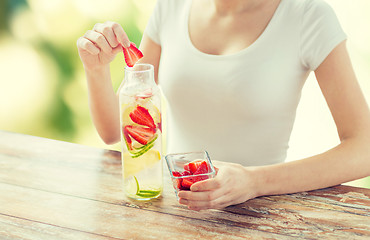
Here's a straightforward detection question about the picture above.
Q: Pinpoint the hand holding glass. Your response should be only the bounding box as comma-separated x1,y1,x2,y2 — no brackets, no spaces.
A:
165,151,216,198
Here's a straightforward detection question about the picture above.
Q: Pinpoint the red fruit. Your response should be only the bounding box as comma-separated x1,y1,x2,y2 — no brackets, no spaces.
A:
181,177,194,190
194,175,209,182
172,171,183,190
172,160,211,191
172,171,182,177
122,43,143,67
179,184,189,191
173,171,194,190
183,174,210,188
183,163,190,172
125,125,155,145
122,127,133,150
193,161,209,175
188,160,205,174
182,170,192,176
129,105,156,129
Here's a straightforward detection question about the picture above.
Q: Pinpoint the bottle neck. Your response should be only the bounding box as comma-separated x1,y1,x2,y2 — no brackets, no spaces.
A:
124,64,155,86
122,64,156,96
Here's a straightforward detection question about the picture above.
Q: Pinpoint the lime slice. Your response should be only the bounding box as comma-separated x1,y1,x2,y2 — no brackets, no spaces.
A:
123,149,161,178
133,176,140,194
124,177,139,196
130,135,158,158
136,189,162,198
132,176,162,198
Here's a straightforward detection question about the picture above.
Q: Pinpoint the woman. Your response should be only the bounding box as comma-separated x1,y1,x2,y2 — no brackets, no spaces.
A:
77,0,370,210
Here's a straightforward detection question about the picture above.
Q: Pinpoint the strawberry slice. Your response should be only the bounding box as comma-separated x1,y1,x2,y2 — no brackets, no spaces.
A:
129,105,156,129
188,160,205,174
173,160,211,191
193,160,209,175
125,125,156,145
172,171,182,177
122,43,143,67
173,171,193,190
172,171,183,190
183,160,209,174
122,127,133,150
184,163,190,172
182,175,208,189
181,170,206,189
182,170,192,176
181,178,193,190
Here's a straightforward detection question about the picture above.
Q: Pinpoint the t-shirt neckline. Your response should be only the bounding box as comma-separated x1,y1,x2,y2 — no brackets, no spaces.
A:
184,0,285,59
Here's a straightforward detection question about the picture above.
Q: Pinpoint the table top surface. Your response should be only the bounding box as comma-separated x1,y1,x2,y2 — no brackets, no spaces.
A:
0,130,369,240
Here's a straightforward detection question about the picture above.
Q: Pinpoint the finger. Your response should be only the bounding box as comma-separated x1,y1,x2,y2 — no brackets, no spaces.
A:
109,21,130,48
77,37,100,55
178,188,226,202
179,196,228,210
112,45,123,55
190,177,222,192
93,23,119,48
181,191,235,210
84,30,112,54
200,192,252,210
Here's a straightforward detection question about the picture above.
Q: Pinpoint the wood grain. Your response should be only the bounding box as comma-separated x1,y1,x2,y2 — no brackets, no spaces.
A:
0,130,369,239
0,214,116,240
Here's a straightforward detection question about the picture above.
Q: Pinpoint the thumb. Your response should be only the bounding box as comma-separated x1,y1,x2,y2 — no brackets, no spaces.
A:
112,45,123,55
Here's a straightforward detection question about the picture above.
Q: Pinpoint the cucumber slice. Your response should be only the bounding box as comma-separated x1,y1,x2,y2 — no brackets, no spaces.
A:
134,176,161,198
133,134,158,151
132,141,155,158
128,134,158,158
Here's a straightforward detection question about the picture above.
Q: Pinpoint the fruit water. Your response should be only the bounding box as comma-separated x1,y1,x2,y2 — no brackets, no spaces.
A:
119,64,162,200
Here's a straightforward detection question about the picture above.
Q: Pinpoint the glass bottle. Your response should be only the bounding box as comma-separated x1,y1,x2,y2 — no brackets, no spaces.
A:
119,64,162,200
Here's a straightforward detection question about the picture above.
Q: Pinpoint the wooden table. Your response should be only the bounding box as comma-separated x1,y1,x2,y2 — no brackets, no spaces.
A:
0,131,369,239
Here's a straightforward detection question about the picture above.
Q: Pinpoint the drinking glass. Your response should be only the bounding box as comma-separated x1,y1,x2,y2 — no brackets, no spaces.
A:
165,151,216,198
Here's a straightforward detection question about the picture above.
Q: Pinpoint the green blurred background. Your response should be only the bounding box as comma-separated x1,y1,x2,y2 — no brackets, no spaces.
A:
0,0,369,188
0,0,155,150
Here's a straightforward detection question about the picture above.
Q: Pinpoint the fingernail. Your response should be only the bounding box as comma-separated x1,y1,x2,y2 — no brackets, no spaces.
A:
123,41,131,48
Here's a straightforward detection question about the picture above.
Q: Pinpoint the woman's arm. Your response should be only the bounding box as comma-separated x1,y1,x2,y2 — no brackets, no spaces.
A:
178,41,370,210
255,40,370,196
77,22,161,144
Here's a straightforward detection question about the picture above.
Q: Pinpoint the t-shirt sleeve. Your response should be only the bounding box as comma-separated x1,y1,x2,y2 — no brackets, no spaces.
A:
143,0,165,45
300,0,347,71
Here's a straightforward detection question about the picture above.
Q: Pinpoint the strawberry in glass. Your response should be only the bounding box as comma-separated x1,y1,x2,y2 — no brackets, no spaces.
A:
165,151,216,199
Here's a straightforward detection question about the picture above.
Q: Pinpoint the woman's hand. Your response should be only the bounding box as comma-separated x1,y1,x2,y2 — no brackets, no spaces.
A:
177,162,259,211
77,21,130,70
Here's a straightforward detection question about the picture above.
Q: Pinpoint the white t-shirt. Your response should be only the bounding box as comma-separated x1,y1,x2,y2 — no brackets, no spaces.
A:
144,0,346,166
